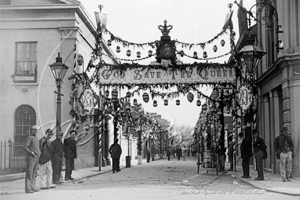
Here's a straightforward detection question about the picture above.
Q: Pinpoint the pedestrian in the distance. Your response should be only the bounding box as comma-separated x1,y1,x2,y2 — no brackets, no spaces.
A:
239,132,252,178
182,146,187,161
146,147,151,163
166,147,171,161
51,131,64,185
23,125,41,193
275,126,294,182
253,131,267,181
176,146,182,160
39,128,56,189
109,138,122,173
63,130,77,181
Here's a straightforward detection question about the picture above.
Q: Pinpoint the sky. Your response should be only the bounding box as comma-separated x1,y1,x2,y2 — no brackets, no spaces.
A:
79,0,256,128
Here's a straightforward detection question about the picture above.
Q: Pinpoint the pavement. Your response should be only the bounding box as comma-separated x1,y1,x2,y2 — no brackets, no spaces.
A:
0,157,299,196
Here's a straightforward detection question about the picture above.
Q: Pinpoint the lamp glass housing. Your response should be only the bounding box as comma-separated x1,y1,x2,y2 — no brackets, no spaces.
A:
49,53,69,82
237,45,266,74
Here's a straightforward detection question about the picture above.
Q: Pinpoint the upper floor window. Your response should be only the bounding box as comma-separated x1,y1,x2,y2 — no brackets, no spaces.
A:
13,42,37,83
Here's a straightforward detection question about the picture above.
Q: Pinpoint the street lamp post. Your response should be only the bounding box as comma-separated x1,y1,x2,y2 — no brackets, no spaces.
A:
49,53,69,134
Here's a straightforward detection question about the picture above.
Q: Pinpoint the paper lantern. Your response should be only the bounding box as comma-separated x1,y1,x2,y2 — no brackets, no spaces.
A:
148,50,153,57
202,103,207,110
133,99,138,106
126,91,131,98
137,51,141,58
203,51,207,58
213,45,218,52
196,100,201,107
179,50,184,57
126,50,131,57
142,93,149,103
211,89,219,99
193,52,198,59
176,99,180,106
187,92,194,102
164,99,168,106
153,100,157,107
220,39,225,47
111,89,118,100
116,46,121,53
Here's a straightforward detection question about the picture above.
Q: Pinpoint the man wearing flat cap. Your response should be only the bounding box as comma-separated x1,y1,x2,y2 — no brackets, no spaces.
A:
39,128,56,189
23,125,41,193
275,126,294,182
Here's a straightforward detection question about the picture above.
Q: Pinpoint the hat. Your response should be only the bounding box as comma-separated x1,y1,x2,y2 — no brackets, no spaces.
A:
32,125,39,130
45,128,53,134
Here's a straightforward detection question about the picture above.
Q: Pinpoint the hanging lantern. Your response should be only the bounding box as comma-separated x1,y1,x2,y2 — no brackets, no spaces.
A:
137,51,141,58
211,89,219,99
193,51,198,59
202,103,207,110
105,90,109,97
196,100,201,107
75,122,80,129
220,39,225,47
126,91,131,98
111,89,118,100
179,50,184,57
107,39,112,46
133,99,138,106
84,124,90,131
223,89,229,97
176,99,180,106
153,100,157,107
116,46,121,53
164,99,168,106
142,92,149,103
203,51,207,58
126,50,131,57
187,92,194,102
213,45,218,52
148,50,153,57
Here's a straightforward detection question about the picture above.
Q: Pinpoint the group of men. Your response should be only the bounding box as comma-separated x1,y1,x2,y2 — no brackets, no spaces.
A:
23,125,79,193
234,126,294,182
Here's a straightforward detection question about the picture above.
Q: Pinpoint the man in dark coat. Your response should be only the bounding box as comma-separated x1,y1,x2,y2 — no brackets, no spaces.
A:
166,147,171,161
23,125,41,193
274,126,294,182
176,146,182,160
39,128,56,189
51,131,64,184
109,138,122,173
253,131,267,181
63,130,77,181
239,132,252,178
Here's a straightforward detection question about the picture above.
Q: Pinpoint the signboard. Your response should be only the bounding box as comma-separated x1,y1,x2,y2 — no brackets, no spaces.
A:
98,66,235,85
80,89,94,115
237,85,252,112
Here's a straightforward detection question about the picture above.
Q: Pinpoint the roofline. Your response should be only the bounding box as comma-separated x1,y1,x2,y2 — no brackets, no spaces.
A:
0,3,118,64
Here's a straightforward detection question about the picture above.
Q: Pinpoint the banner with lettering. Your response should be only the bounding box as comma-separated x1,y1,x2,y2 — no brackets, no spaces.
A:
98,66,235,85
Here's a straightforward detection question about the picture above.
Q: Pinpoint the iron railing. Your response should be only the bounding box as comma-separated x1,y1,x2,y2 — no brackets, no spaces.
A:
0,139,26,175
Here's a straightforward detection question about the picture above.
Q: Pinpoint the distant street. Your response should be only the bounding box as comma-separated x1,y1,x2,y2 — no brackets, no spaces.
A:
3,157,296,200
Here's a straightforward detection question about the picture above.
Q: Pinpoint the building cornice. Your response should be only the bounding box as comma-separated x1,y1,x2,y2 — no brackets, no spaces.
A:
256,54,300,86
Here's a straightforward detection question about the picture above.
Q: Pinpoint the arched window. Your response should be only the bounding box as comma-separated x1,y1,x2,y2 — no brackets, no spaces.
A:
14,105,36,145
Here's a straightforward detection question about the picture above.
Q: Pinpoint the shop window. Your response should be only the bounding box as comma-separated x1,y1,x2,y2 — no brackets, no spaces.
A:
13,42,37,83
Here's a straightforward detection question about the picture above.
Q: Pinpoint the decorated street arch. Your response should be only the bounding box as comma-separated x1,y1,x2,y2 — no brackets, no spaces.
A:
68,5,243,169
